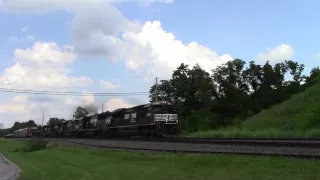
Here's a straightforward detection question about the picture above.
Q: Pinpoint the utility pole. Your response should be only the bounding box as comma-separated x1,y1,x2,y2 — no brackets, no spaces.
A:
155,77,158,102
102,103,104,113
42,112,44,127
41,111,44,134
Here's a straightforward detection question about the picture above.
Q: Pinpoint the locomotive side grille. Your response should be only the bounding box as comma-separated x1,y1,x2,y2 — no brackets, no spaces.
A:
154,114,178,122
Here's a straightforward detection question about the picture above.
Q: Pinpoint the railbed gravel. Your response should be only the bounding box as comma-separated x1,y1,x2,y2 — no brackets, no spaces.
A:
48,139,320,158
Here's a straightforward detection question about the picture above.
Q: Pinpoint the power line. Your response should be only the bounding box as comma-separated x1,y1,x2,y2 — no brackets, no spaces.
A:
0,87,149,96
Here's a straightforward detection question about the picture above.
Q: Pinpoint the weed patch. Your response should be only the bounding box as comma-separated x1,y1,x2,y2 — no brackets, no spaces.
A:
14,139,48,152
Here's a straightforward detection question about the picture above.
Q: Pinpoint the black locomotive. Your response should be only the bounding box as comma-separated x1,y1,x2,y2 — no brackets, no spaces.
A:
39,101,180,138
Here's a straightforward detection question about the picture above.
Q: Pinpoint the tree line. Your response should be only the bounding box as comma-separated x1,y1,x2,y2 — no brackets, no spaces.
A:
149,59,320,132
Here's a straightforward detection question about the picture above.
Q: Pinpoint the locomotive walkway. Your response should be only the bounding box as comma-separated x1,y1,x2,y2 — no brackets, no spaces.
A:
0,153,20,180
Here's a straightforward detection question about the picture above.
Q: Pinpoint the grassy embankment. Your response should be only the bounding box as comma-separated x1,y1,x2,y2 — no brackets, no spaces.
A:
1,139,320,180
187,78,320,138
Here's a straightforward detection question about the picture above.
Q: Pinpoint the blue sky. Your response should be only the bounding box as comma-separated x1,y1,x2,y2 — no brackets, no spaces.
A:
0,0,319,127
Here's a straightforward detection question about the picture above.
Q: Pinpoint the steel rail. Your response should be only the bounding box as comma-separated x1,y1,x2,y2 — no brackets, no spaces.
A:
50,139,320,160
26,136,320,148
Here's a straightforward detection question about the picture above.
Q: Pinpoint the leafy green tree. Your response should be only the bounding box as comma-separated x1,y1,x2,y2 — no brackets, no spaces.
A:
146,58,317,132
47,117,63,126
211,59,250,122
304,67,320,86
9,120,38,133
73,106,89,119
149,79,174,103
26,120,37,127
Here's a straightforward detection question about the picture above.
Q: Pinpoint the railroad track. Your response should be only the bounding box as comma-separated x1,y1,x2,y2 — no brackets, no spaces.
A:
27,136,320,148
52,138,320,159
13,137,320,159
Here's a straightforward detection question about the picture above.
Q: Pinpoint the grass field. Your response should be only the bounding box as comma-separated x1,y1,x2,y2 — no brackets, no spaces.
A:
187,79,320,138
1,139,320,180
186,128,320,138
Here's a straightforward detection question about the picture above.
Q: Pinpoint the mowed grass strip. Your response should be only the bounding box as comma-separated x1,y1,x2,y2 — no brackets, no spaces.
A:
1,139,320,180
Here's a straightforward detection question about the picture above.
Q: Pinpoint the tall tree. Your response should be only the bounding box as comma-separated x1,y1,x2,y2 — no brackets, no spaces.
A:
26,120,37,127
211,59,250,121
47,117,62,126
149,79,174,103
73,106,89,119
304,67,320,86
149,63,214,116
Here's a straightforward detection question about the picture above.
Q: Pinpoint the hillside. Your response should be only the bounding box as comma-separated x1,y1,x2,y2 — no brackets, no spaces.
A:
242,77,320,131
187,76,320,138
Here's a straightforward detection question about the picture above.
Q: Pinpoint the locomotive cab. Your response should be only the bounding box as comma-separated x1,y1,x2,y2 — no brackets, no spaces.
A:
151,101,179,135
152,101,178,123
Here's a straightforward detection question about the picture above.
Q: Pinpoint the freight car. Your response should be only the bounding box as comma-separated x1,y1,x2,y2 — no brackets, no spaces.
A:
3,134,14,138
12,127,38,138
40,101,180,138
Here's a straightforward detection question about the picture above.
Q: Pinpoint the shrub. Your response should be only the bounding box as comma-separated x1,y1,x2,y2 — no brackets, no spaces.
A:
182,108,219,132
15,139,48,152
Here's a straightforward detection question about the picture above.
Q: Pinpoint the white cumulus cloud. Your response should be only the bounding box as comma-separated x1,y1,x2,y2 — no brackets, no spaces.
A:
0,41,93,90
122,21,233,79
0,0,173,63
0,41,94,127
256,44,294,64
1,0,214,81
14,41,76,65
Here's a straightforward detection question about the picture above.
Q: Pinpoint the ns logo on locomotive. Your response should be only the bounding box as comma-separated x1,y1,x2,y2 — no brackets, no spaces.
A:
6,101,180,138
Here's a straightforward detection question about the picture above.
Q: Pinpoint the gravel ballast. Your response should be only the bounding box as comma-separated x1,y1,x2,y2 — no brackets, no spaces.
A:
49,138,320,158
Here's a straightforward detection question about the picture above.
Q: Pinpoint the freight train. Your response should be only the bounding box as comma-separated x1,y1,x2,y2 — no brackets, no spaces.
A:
6,101,180,138
4,127,38,138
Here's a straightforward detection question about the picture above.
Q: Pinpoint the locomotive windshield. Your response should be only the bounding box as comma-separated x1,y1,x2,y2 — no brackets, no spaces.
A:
152,105,177,114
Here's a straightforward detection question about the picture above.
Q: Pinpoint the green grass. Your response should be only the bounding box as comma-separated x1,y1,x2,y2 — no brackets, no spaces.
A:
243,81,320,131
186,128,320,138
188,79,320,138
1,139,320,180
